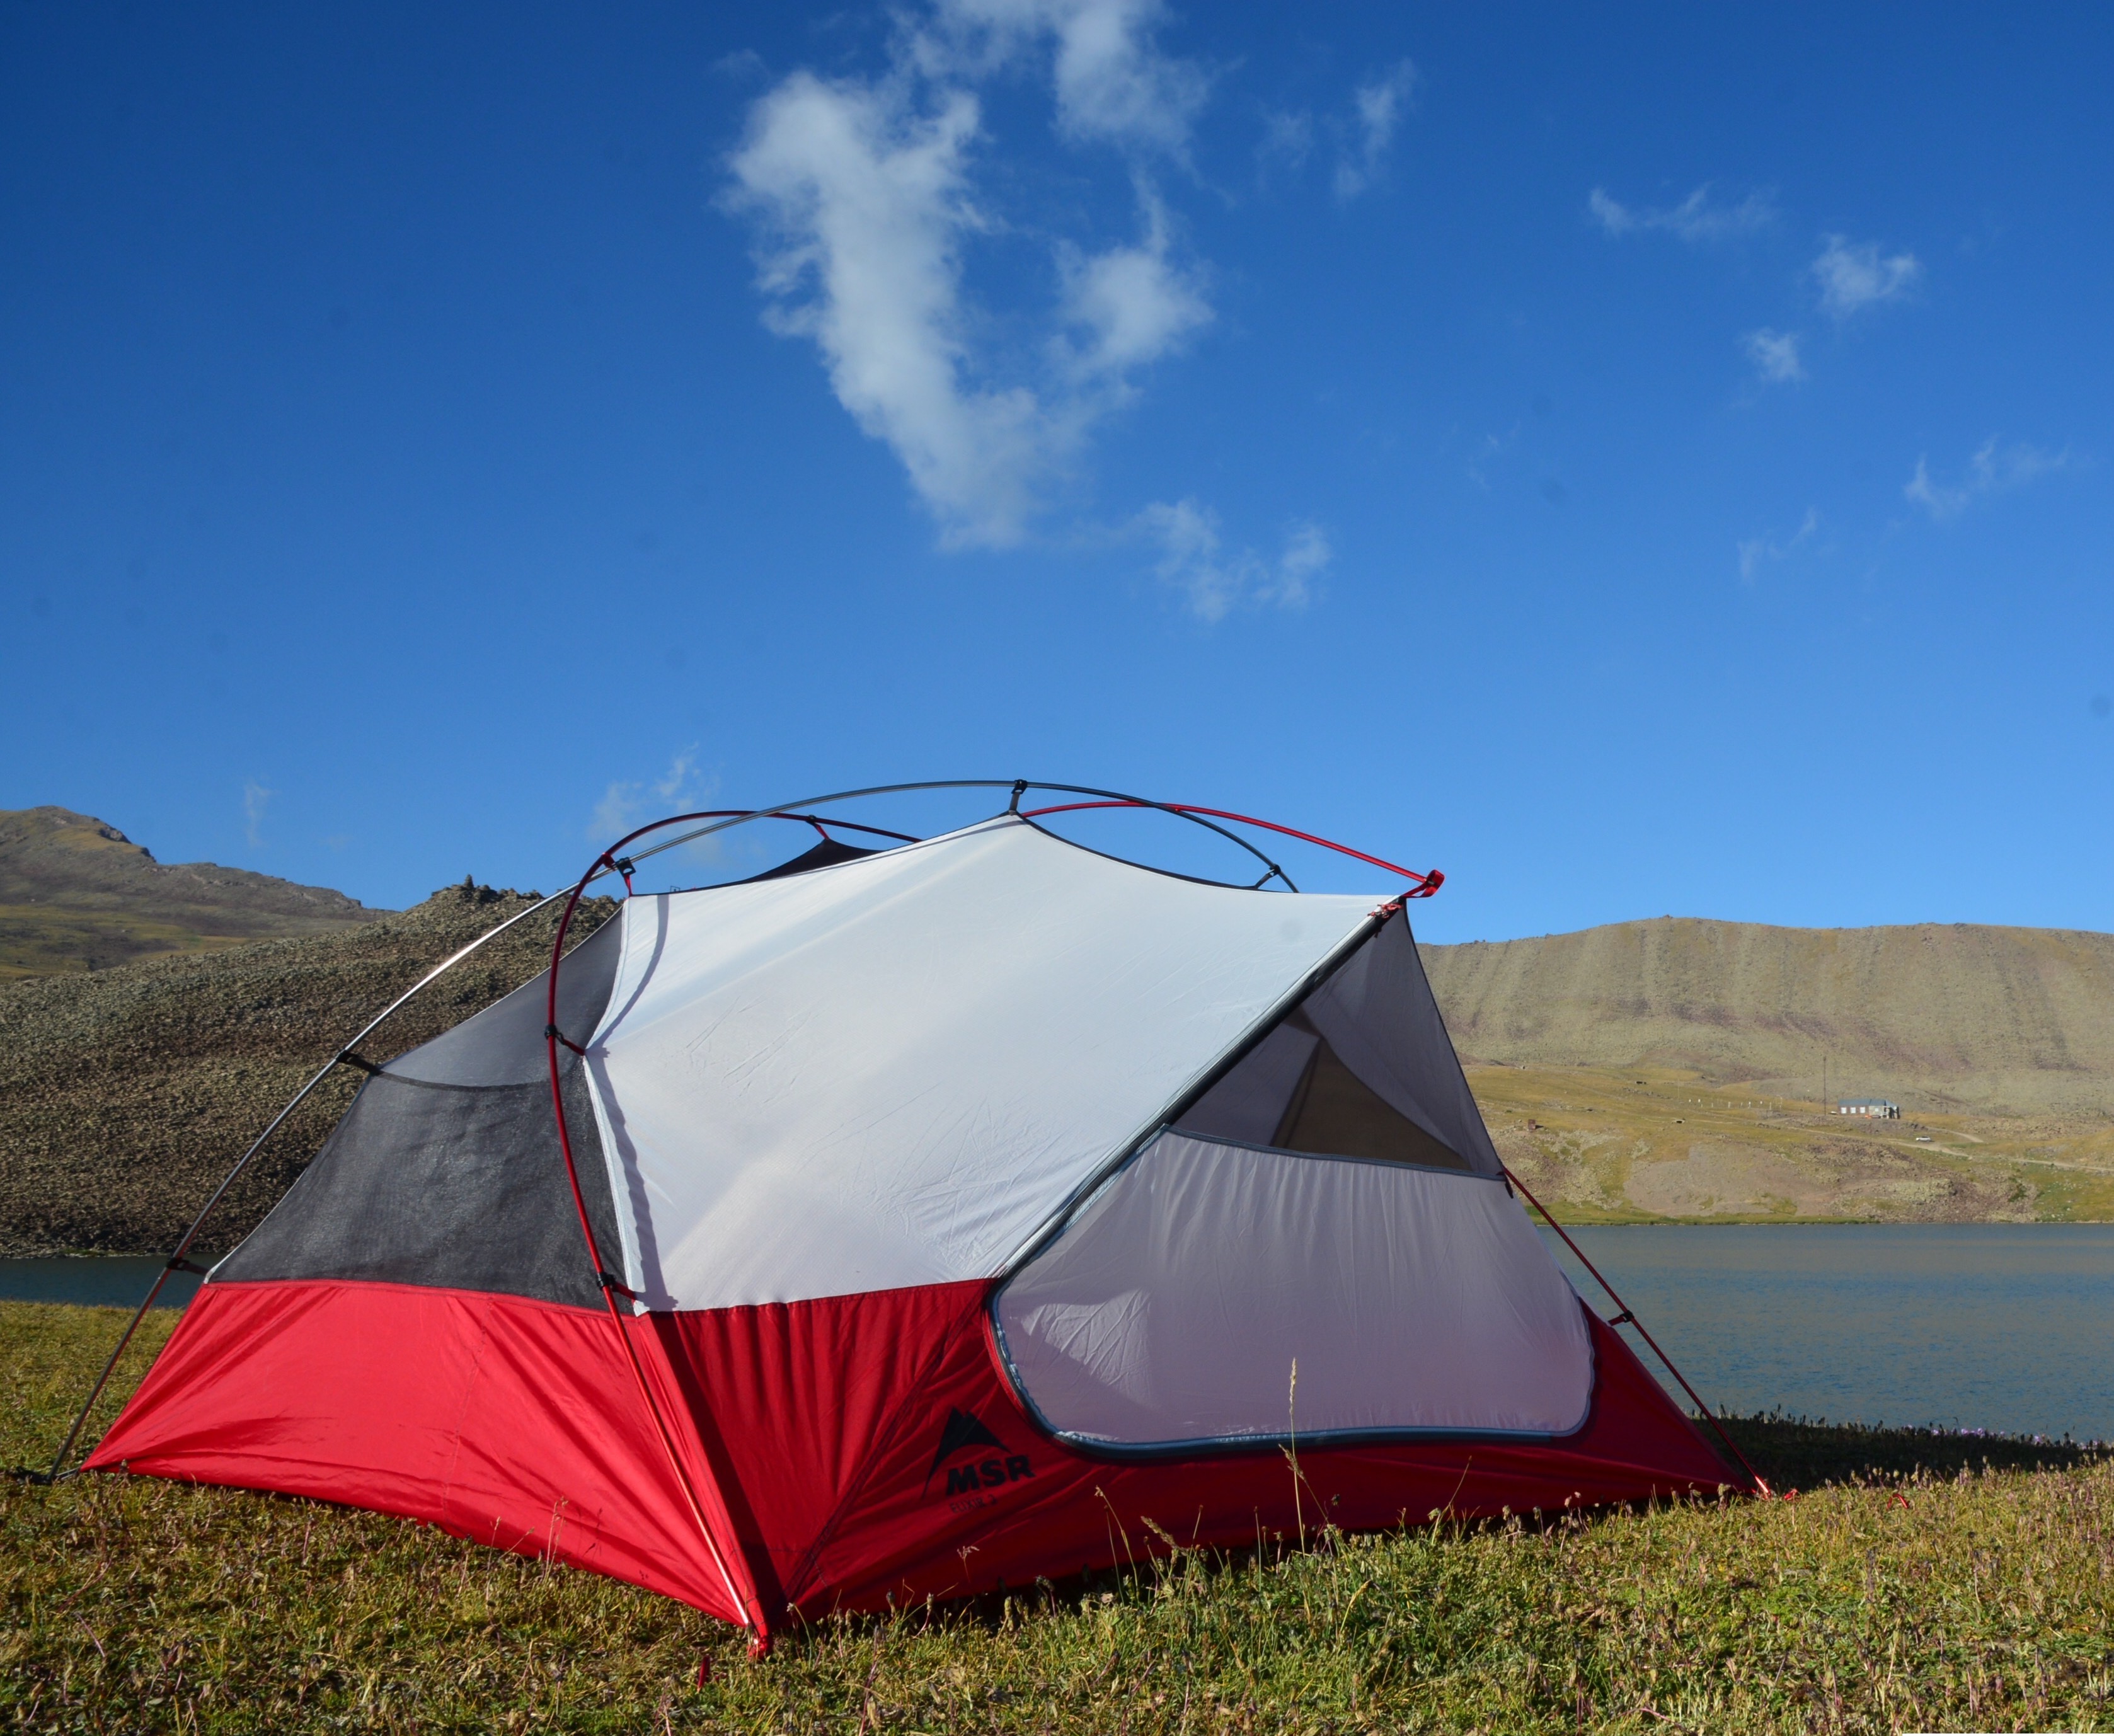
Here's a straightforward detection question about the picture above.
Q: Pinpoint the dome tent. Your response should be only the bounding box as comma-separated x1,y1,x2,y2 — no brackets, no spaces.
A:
82,785,1742,1645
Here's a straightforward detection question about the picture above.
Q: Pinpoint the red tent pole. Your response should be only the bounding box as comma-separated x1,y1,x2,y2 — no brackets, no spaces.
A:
1020,800,1444,895
545,825,767,1642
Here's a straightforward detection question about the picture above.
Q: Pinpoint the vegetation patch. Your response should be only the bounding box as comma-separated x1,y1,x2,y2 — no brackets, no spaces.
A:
7,1302,2110,1732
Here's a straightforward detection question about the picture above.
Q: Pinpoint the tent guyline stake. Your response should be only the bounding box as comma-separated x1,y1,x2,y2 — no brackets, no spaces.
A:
42,885,588,1484
1500,1163,1770,1498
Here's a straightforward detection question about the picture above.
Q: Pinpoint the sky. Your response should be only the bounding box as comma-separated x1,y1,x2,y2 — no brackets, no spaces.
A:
3,3,2109,943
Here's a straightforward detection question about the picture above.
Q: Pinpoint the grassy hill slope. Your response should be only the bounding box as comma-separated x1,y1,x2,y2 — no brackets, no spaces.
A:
0,805,384,979
0,882,613,1256
1421,916,2114,1116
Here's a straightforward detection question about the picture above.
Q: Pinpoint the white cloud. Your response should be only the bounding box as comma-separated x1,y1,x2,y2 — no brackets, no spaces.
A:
1905,439,2071,522
1812,234,1920,318
1334,60,1415,201
241,779,273,848
725,4,1215,549
1139,499,1328,621
728,75,1057,548
1741,326,1805,384
591,747,714,842
1588,183,1776,242
917,0,1209,155
1057,183,1211,377
1736,508,1818,582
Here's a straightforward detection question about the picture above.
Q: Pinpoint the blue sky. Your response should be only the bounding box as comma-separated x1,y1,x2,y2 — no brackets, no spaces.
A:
3,3,2108,941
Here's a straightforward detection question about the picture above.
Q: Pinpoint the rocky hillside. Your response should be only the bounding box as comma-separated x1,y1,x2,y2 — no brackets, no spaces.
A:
0,882,614,1256
0,806,384,978
1422,917,2114,1117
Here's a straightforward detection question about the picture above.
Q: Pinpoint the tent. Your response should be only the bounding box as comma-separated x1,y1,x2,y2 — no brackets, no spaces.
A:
88,802,1737,1644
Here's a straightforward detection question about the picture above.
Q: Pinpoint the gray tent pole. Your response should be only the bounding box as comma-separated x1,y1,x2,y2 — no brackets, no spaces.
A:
42,886,587,1483
620,778,1296,890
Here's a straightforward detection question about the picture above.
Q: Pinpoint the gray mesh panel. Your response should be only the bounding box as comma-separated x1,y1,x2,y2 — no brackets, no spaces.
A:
385,918,623,1086
213,1054,622,1308
1175,911,1500,1175
212,920,628,1308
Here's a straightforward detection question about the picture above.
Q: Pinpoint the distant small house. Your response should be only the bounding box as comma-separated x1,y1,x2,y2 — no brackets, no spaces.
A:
1837,1098,1900,1119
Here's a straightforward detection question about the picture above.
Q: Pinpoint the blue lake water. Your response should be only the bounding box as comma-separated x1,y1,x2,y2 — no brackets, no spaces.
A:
0,1257,201,1309
5,1226,2110,1440
1541,1223,2114,1444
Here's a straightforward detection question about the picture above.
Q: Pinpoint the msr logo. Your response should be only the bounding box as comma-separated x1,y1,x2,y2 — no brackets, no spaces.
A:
923,1406,1035,1504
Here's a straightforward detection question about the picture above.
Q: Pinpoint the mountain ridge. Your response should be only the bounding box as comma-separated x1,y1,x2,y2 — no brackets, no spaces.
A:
0,806,386,977
1420,914,2114,1116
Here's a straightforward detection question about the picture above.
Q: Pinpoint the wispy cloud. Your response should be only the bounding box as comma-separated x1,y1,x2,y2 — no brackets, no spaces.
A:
592,747,715,842
920,0,1210,156
1812,234,1920,319
241,779,273,849
1904,439,2071,522
1055,181,1212,379
1256,108,1312,175
1588,183,1776,242
1737,508,1818,582
1139,500,1328,621
724,0,1214,549
1741,327,1805,384
1333,60,1415,201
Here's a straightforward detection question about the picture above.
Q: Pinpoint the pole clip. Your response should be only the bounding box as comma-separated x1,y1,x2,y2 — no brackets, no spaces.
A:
336,1050,383,1075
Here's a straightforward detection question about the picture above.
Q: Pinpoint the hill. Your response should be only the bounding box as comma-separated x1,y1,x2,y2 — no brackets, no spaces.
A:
0,882,614,1257
1420,916,2114,1117
1419,917,2114,1224
0,805,384,979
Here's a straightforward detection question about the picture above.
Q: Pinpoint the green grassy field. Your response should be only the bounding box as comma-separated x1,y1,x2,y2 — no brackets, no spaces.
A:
4,1302,2110,1732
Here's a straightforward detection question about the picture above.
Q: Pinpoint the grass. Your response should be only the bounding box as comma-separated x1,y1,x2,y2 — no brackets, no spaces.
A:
4,1302,2112,1732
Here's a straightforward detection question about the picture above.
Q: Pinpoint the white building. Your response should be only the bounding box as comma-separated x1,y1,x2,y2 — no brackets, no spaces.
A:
1837,1098,1900,1119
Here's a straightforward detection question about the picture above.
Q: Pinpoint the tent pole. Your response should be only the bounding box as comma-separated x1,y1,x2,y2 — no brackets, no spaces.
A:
544,836,763,1641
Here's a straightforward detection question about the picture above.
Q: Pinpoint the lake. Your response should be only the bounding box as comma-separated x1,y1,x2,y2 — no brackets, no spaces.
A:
5,1226,2110,1441
0,1256,202,1310
1541,1223,2114,1444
